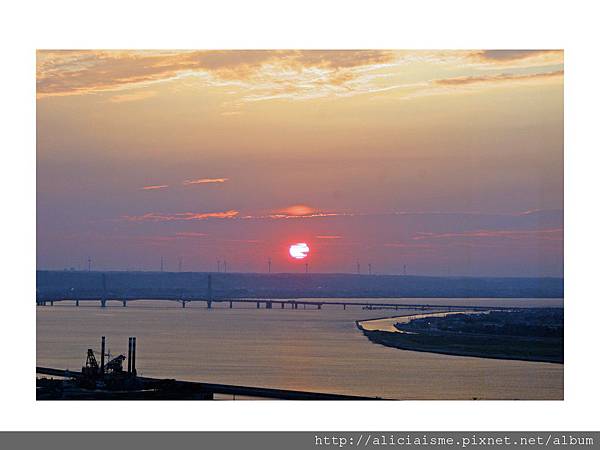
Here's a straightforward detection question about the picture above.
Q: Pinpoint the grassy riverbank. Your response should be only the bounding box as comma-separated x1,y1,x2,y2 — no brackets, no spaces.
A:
357,309,563,363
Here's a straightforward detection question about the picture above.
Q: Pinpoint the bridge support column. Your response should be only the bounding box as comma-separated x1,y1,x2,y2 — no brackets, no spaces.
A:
75,300,79,307
122,300,127,307
294,303,298,310
182,301,186,308
229,301,233,308
207,300,212,309
281,302,284,309
256,301,260,309
100,299,106,308
343,304,346,310
266,301,272,309
317,304,322,310
50,301,54,306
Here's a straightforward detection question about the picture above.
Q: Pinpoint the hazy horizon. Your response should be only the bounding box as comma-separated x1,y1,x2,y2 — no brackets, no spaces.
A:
35,268,564,279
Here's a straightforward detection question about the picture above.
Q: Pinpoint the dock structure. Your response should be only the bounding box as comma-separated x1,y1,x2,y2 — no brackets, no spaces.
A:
36,336,378,400
36,366,378,400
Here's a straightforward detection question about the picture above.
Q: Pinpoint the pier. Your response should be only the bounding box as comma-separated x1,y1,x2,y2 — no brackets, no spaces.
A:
36,367,378,400
36,336,380,400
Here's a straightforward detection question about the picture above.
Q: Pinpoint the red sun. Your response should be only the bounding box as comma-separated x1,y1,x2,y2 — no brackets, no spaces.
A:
289,242,310,259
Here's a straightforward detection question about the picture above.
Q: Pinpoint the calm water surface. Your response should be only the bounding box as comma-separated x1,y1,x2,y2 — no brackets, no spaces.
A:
36,297,563,399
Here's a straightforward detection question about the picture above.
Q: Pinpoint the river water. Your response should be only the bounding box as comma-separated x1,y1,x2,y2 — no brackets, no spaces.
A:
36,297,563,400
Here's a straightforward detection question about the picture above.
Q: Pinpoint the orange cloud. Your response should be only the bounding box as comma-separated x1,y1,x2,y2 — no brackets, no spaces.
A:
469,49,563,63
123,210,239,222
278,204,317,216
183,177,229,185
36,50,564,105
140,184,168,190
36,50,396,98
435,70,563,86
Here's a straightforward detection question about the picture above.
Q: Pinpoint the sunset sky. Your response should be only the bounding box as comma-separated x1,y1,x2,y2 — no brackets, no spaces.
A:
36,50,563,276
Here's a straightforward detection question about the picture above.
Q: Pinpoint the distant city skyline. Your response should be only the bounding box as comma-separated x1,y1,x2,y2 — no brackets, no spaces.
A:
37,50,564,277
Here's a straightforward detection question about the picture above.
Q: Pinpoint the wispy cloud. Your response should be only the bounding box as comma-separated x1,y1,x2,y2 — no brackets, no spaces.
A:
174,232,209,238
183,177,229,185
434,70,563,87
413,228,563,241
316,235,343,239
140,184,168,191
109,90,157,103
222,238,263,244
123,210,239,222
36,50,396,98
121,208,562,225
37,50,563,107
244,212,353,220
469,50,563,63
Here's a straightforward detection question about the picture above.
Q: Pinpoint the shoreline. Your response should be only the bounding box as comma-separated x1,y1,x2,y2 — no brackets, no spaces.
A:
356,310,489,332
356,311,564,364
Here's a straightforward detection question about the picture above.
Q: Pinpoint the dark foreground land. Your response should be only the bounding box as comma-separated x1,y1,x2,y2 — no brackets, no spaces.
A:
358,309,563,363
37,270,564,299
36,368,377,400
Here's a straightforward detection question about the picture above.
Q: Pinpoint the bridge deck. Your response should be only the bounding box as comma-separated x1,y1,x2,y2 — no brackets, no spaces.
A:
36,296,525,311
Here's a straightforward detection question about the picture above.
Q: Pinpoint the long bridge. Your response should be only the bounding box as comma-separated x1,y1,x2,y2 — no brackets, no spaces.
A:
36,296,512,311
36,272,540,311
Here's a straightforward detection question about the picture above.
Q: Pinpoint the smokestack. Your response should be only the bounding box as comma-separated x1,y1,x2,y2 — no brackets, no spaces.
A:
132,337,137,376
127,337,132,373
100,336,105,375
